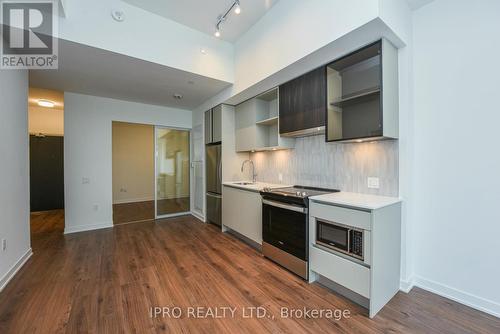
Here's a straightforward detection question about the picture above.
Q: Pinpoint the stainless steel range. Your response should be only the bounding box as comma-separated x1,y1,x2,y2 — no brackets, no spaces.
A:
260,186,339,280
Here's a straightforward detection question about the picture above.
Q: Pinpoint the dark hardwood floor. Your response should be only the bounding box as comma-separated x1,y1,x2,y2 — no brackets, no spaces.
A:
0,211,499,333
113,198,190,225
113,201,155,225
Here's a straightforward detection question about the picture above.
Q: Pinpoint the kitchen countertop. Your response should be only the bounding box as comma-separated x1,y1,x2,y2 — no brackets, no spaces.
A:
310,191,402,210
223,181,289,193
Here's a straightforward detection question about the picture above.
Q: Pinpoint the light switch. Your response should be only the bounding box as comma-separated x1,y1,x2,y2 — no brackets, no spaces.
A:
368,177,380,189
82,177,90,184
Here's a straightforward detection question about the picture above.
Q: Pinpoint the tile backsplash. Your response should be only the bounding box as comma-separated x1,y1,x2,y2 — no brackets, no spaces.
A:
250,135,399,197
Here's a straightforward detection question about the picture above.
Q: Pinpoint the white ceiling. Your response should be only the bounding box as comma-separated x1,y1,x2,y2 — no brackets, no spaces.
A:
406,0,435,10
29,39,231,110
123,0,279,42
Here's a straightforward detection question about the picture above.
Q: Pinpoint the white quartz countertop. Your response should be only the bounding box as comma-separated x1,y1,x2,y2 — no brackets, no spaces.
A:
310,191,402,210
223,181,289,192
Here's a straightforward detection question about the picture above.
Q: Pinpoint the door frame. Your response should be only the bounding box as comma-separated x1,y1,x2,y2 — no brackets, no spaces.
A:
154,125,192,220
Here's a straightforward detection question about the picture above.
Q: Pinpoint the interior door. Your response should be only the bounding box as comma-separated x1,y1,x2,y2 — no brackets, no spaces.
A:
155,127,190,217
29,135,64,212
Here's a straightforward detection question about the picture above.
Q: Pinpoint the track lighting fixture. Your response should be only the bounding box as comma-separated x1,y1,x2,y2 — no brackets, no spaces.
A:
214,0,242,38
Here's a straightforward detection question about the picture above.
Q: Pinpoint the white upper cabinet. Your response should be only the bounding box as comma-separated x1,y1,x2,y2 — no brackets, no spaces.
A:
235,88,295,152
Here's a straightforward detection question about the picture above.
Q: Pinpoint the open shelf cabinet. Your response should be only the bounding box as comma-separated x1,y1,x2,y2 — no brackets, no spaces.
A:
235,88,295,152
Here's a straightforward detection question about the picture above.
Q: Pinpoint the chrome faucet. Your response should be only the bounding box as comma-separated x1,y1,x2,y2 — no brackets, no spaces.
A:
241,160,257,183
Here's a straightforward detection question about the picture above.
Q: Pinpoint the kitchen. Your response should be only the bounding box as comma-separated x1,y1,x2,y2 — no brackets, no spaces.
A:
2,1,499,332
204,39,402,318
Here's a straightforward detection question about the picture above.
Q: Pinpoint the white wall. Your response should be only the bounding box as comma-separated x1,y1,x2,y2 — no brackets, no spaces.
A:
29,106,64,136
60,0,234,83
233,0,379,93
0,70,31,291
411,0,500,316
64,92,191,234
195,0,410,113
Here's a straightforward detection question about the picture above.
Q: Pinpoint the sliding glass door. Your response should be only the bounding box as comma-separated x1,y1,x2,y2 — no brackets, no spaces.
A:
155,127,190,218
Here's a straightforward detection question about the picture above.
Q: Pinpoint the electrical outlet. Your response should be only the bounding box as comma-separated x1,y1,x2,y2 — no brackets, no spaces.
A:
120,188,127,193
82,177,90,184
367,177,380,189
2,239,6,252
278,173,283,182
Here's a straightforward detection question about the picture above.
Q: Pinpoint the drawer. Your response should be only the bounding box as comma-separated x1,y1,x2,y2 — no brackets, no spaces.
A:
310,201,371,231
310,245,370,298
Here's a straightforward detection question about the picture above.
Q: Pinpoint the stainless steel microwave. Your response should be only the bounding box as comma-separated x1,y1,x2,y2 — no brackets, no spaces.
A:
316,219,364,261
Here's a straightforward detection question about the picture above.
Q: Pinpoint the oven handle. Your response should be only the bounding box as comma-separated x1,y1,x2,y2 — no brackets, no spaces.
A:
262,199,308,214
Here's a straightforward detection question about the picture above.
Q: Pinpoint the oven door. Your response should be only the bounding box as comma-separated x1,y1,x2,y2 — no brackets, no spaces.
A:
262,199,307,261
316,220,350,253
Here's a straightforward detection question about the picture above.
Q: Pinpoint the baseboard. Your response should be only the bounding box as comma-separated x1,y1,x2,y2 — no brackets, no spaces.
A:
190,210,205,222
0,248,33,292
413,275,500,318
399,276,415,293
64,222,113,234
113,197,154,205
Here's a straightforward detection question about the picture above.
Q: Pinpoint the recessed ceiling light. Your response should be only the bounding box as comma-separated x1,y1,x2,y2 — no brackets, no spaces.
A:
173,94,183,100
200,48,207,55
37,99,55,108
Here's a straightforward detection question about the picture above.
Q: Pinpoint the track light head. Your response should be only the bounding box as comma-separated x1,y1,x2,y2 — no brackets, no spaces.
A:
214,1,242,38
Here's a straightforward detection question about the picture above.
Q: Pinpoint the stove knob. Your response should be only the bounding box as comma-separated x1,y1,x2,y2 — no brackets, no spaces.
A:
302,192,307,197
263,187,271,192
296,191,302,196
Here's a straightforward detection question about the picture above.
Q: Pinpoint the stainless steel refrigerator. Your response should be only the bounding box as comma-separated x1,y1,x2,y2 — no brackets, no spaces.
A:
206,144,222,226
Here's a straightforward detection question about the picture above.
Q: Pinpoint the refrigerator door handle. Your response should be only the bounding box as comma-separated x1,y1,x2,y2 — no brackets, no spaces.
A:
206,192,222,199
218,160,222,185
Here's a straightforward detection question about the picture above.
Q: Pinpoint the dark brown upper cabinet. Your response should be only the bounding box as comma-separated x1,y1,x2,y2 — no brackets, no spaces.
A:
279,66,326,137
326,39,398,142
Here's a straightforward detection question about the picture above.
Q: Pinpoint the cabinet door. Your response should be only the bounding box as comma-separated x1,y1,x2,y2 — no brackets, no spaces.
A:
235,99,257,152
279,67,326,135
222,186,262,244
204,109,212,144
212,105,222,143
278,78,296,134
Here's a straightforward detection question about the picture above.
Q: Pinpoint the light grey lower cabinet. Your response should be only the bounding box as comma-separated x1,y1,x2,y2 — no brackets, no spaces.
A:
222,185,262,245
308,200,401,318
